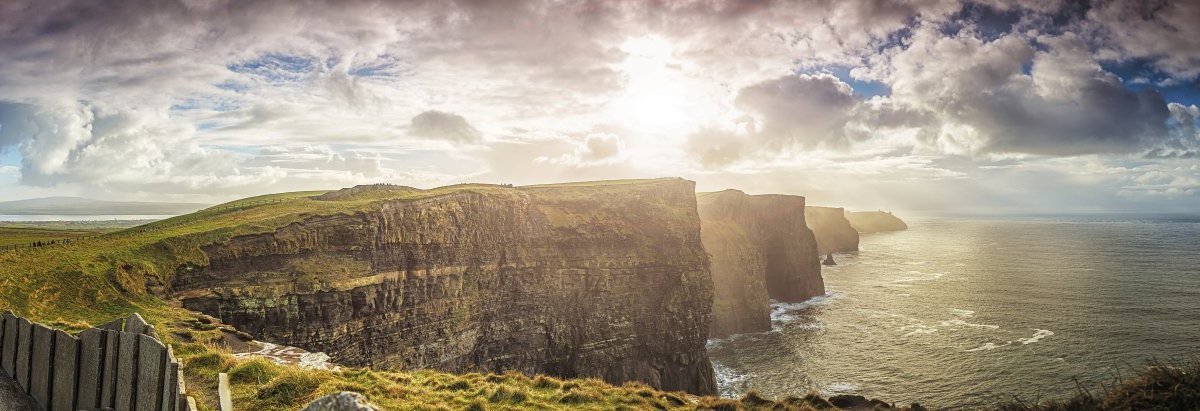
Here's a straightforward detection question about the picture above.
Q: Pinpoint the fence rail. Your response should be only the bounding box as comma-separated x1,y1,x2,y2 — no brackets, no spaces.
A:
0,312,195,411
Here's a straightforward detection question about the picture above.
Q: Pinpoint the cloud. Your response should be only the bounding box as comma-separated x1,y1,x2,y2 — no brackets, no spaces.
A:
868,29,1172,156
536,133,626,167
409,110,482,143
685,128,750,168
1084,0,1200,79
579,133,623,162
734,73,860,149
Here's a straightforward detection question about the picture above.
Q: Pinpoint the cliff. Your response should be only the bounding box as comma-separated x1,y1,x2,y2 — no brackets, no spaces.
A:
698,190,824,337
172,178,717,394
805,206,860,254
848,211,908,233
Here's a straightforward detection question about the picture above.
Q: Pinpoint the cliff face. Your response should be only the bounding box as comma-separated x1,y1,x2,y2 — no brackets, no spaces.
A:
698,190,824,338
847,211,908,233
172,179,716,394
805,206,860,255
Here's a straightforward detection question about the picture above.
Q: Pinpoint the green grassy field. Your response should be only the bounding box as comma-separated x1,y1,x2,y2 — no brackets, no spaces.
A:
0,226,113,247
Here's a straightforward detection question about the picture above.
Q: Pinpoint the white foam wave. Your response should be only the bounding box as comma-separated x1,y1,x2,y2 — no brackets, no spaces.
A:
939,319,1000,329
950,309,976,318
901,324,937,337
1019,329,1055,345
712,362,748,390
965,341,1012,352
823,382,860,393
770,291,845,311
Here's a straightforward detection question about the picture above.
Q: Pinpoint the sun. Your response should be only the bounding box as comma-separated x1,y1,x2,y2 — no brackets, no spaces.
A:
609,35,694,135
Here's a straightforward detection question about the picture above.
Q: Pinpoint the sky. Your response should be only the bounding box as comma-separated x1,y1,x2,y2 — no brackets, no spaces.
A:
0,0,1198,213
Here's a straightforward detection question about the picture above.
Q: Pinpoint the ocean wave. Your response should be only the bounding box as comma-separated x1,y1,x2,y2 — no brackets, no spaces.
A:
770,291,846,311
950,309,976,318
712,361,748,394
939,319,1000,329
965,341,1012,352
823,382,861,394
1019,329,1055,345
901,323,937,337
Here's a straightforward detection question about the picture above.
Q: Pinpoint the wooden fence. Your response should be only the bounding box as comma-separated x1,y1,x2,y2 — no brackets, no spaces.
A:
0,312,196,411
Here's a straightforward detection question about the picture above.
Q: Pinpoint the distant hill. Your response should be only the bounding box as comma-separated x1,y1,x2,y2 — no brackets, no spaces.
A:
0,196,209,215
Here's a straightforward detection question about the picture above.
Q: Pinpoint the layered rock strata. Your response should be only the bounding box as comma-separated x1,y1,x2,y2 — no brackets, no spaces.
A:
173,178,717,394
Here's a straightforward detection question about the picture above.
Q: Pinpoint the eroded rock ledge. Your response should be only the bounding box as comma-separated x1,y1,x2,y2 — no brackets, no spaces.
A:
173,178,717,394
698,190,824,338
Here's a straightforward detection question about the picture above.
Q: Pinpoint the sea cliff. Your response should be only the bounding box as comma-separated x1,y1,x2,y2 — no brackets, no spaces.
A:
172,178,717,394
805,206,860,254
848,211,909,233
698,190,824,337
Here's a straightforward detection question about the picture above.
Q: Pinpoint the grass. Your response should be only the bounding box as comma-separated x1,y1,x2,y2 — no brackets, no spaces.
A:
997,359,1200,411
0,226,114,247
522,177,682,188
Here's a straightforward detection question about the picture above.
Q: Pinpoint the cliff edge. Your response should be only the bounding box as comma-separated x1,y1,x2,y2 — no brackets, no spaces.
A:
805,206,860,254
171,178,717,394
848,211,908,233
699,190,824,337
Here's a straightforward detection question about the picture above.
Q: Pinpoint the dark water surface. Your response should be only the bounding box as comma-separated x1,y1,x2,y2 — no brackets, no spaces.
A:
707,215,1200,409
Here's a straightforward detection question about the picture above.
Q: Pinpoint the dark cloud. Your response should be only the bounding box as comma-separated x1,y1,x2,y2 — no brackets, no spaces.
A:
735,73,860,148
1084,0,1200,79
409,110,481,143
872,29,1176,156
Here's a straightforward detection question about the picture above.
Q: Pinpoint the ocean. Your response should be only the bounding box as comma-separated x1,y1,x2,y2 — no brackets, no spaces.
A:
0,214,175,221
707,214,1200,409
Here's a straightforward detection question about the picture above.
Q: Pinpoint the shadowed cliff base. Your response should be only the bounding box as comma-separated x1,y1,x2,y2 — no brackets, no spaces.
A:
698,190,824,338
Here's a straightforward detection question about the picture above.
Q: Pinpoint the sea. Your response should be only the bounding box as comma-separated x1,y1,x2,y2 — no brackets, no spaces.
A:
707,214,1200,409
0,214,174,221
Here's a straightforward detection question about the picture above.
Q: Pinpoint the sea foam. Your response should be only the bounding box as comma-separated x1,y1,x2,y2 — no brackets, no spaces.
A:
1019,329,1055,345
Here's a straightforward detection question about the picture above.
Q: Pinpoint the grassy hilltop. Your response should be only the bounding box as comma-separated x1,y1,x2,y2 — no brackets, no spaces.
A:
1,180,1197,410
